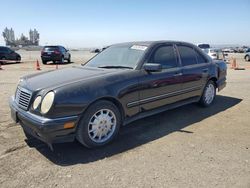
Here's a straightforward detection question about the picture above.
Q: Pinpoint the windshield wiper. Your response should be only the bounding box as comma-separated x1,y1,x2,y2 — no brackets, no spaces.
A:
98,65,133,69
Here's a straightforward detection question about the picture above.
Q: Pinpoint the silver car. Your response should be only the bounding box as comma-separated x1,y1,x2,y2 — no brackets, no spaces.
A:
203,48,227,61
244,49,250,61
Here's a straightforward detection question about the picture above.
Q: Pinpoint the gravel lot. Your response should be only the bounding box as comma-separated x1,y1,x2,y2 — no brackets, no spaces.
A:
0,51,249,188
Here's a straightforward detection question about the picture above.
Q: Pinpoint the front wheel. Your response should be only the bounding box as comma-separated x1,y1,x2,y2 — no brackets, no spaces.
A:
67,55,71,63
199,80,216,107
16,56,21,63
76,100,121,148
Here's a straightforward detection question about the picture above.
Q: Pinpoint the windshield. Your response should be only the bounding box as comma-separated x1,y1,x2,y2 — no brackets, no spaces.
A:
85,45,147,69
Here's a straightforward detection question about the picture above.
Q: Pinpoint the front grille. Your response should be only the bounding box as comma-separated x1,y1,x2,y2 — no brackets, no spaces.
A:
15,87,32,110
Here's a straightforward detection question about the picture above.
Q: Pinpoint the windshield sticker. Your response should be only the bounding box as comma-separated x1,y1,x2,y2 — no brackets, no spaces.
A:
130,45,148,51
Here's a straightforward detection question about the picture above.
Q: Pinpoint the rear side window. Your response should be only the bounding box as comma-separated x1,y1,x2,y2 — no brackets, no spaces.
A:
59,46,65,52
194,50,207,63
177,45,197,66
151,45,178,69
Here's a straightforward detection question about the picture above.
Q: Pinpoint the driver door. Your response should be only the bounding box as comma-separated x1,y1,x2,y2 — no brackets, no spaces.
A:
138,44,183,111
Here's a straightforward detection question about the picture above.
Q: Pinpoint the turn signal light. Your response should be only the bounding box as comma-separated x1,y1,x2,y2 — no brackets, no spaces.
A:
64,122,75,129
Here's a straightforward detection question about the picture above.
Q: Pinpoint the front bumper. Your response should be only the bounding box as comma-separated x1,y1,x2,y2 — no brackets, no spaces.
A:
9,96,79,145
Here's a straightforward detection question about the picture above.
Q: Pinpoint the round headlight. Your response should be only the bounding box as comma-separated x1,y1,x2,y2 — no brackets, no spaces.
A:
41,92,55,114
33,96,42,110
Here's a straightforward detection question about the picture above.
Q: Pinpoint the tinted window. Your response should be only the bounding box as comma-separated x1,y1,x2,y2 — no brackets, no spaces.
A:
151,46,178,69
60,46,66,52
178,46,197,66
194,50,207,63
0,47,8,52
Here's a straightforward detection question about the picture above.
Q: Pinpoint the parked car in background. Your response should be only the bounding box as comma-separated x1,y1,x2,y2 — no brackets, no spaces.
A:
0,46,21,64
222,48,234,53
41,46,71,64
197,43,210,50
90,48,101,53
10,41,227,149
203,48,227,61
244,51,250,61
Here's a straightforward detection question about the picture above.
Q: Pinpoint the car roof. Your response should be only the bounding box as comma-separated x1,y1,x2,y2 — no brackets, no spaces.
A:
111,40,196,47
44,46,60,48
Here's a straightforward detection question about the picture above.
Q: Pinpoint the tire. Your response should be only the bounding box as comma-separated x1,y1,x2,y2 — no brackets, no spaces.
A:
199,80,216,107
23,130,33,140
42,60,47,65
0,57,6,64
245,55,250,62
61,56,64,64
76,100,121,148
67,55,71,63
16,56,21,63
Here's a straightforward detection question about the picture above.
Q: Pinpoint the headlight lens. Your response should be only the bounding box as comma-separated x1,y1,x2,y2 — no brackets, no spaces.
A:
33,96,42,110
41,92,55,114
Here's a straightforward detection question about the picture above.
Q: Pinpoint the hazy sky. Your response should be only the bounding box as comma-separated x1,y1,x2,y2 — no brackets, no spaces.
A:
1,0,250,48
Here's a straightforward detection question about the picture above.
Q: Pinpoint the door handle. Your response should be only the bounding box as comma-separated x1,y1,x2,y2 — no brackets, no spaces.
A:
174,72,183,76
203,68,208,73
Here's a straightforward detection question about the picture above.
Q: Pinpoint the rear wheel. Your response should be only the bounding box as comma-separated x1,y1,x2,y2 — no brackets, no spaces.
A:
0,57,6,64
42,60,47,65
245,55,250,62
76,100,121,148
199,80,216,107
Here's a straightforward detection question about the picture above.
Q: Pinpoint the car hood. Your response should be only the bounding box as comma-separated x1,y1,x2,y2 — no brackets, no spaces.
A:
20,66,119,91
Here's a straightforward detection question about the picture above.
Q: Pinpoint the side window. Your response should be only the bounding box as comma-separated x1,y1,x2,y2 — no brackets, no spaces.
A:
0,47,8,52
151,45,178,69
59,46,64,52
194,49,207,63
177,45,197,66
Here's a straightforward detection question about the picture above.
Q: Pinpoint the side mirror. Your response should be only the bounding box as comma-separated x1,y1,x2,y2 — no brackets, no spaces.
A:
143,63,162,72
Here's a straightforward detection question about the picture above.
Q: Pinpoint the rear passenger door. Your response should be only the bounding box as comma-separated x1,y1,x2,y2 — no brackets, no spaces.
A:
176,45,210,100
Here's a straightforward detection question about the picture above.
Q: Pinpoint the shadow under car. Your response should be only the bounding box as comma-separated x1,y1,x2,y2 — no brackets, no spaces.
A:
24,95,242,166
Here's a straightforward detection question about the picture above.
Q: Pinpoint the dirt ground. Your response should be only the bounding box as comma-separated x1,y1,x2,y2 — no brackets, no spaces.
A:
0,51,249,188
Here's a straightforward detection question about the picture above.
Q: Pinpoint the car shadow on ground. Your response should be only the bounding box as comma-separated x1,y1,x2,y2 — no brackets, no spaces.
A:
0,62,22,65
25,95,242,166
